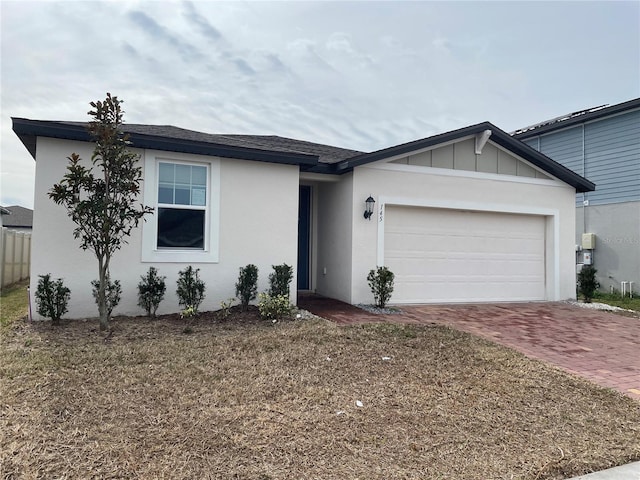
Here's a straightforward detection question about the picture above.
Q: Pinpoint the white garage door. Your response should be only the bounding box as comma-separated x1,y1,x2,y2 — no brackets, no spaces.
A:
384,206,546,303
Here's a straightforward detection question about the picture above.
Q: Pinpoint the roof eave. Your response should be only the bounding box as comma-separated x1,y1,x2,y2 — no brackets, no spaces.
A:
336,121,595,193
128,132,318,167
337,122,494,173
11,118,319,168
514,98,640,139
12,118,89,160
489,127,595,193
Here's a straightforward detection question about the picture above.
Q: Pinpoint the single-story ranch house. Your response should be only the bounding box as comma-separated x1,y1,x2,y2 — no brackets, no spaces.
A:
13,117,594,319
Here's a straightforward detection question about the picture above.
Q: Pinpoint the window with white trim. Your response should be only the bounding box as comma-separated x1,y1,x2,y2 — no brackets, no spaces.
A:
142,151,220,263
156,162,208,249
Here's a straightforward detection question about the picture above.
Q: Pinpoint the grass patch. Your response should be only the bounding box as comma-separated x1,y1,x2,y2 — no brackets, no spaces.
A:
593,291,640,312
1,311,639,479
0,279,29,327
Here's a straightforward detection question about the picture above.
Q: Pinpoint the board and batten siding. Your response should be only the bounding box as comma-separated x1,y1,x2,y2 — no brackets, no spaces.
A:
522,108,640,206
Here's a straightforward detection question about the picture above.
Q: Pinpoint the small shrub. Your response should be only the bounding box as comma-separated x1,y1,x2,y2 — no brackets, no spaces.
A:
269,264,293,298
236,264,258,311
176,266,206,313
35,274,71,324
137,266,166,317
181,306,197,318
367,266,395,308
257,293,294,320
91,276,122,317
219,297,235,320
577,265,599,303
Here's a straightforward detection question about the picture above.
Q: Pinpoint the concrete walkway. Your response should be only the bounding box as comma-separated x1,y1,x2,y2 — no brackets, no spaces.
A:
568,461,640,479
298,295,640,400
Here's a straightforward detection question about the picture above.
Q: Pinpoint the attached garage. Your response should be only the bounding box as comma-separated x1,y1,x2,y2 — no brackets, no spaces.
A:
383,206,547,303
312,121,594,306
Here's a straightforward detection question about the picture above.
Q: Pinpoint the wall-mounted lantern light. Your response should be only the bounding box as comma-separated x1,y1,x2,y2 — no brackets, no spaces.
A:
364,195,375,220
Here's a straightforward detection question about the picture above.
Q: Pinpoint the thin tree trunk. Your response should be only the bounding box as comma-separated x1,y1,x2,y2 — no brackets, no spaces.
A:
98,257,108,331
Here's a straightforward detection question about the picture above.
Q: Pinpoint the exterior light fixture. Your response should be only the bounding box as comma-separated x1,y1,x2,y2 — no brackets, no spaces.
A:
364,195,375,220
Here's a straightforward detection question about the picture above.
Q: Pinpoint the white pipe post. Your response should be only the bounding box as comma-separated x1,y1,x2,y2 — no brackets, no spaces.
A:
27,286,32,321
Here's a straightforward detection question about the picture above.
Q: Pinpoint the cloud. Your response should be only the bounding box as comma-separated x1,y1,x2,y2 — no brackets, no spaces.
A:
1,1,638,209
326,32,354,54
182,1,224,43
128,10,202,62
286,38,336,72
121,42,139,59
432,36,450,52
249,52,289,75
266,53,287,71
325,32,374,68
232,58,256,76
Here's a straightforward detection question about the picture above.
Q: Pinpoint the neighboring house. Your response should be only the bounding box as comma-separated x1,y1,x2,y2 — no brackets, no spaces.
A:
1,205,33,233
0,206,32,288
513,98,640,293
13,117,593,319
0,207,10,228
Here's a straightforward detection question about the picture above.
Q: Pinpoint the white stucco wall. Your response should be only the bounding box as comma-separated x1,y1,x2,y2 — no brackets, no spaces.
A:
349,161,578,304
315,174,354,303
31,137,299,319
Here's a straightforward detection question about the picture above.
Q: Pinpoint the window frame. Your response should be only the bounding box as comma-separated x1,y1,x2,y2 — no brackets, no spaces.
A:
141,150,220,263
157,161,208,250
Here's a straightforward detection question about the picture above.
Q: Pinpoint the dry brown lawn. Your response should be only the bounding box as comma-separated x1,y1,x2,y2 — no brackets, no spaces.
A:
1,309,639,479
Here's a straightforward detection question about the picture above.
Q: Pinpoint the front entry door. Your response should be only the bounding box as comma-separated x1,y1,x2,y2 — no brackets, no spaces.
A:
297,186,311,290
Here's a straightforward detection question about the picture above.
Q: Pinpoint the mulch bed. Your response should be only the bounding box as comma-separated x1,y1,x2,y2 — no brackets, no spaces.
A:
1,308,639,479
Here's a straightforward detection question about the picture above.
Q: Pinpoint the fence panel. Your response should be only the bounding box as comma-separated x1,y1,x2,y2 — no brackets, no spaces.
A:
1,228,32,288
21,235,31,279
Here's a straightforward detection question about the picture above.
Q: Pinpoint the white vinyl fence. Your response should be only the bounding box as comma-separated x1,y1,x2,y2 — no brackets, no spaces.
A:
1,227,31,288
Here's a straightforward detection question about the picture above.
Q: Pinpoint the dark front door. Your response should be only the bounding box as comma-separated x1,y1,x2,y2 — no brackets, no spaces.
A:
297,185,311,290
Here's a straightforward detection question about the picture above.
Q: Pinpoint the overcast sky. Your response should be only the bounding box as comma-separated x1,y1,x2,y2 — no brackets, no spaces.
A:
1,1,639,209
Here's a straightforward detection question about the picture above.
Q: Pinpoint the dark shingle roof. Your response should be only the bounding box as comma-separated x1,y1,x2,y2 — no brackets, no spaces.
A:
54,122,362,165
1,205,33,228
215,134,363,164
12,117,594,192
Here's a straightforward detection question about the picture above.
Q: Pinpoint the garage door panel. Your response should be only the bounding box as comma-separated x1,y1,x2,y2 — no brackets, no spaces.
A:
398,279,540,302
397,283,543,303
384,206,546,303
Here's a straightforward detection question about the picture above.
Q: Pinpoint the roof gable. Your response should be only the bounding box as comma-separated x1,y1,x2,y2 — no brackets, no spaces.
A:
334,122,594,193
389,137,552,180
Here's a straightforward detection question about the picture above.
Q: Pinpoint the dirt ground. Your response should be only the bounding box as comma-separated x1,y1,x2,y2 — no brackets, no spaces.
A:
1,308,639,479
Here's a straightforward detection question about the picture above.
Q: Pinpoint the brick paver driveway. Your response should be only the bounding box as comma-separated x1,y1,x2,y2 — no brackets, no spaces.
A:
298,295,640,400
